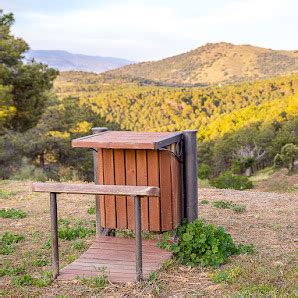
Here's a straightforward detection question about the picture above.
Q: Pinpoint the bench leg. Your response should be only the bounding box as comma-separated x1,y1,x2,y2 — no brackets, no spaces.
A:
50,192,59,279
134,195,143,281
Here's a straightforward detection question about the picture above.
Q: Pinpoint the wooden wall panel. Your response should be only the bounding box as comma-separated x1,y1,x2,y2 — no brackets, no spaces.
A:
103,149,116,228
125,150,136,229
159,150,173,230
171,154,181,229
147,150,160,231
136,150,149,230
114,149,127,229
97,149,105,227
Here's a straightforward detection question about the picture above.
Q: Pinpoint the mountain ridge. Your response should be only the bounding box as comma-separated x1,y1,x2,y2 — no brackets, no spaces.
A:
104,42,298,85
25,49,134,73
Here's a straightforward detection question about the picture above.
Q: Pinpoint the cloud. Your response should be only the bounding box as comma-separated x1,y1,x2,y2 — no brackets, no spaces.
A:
6,0,298,60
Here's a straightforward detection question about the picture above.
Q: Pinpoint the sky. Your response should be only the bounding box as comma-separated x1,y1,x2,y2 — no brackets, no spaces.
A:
2,0,298,61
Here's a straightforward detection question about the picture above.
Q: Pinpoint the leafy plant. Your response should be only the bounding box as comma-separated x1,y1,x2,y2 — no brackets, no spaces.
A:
198,163,211,179
12,271,52,287
0,232,25,255
87,206,96,214
31,255,49,267
201,199,209,205
160,220,254,268
0,208,27,219
231,204,246,213
211,171,253,190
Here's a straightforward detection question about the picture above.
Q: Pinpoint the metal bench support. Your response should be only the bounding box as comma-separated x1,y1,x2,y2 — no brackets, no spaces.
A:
50,192,59,279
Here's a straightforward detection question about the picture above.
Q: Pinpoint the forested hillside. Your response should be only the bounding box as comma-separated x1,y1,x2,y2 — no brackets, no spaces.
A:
105,42,298,85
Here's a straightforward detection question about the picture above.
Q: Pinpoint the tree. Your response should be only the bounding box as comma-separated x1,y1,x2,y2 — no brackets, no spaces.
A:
0,10,58,133
274,143,298,171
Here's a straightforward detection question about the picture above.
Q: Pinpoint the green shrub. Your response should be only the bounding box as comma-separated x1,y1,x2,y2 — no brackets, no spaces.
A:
198,163,211,179
211,266,242,283
0,232,25,255
0,208,27,219
211,171,253,190
160,220,254,268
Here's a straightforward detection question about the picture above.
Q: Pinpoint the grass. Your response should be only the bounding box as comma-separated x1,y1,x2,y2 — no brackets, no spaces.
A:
249,166,275,182
0,189,18,199
0,263,26,277
201,199,209,205
87,206,96,214
0,208,27,219
213,200,246,213
80,267,108,289
12,271,52,288
0,232,25,255
1,180,297,296
58,218,95,240
198,178,211,188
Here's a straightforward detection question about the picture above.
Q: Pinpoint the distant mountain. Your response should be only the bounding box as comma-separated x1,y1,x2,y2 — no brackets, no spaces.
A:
105,42,298,85
25,50,133,73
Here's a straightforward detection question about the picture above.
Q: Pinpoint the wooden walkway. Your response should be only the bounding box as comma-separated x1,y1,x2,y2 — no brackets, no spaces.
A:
57,236,172,283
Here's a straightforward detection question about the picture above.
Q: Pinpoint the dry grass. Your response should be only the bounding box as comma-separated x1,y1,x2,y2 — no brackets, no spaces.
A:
1,180,297,296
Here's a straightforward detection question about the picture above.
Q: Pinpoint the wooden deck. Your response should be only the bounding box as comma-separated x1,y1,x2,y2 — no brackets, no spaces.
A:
57,236,172,283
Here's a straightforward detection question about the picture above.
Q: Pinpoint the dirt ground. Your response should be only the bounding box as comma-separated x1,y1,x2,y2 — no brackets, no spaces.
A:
0,180,297,296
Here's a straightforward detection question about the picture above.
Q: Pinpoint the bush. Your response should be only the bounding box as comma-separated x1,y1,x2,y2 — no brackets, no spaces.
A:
198,163,211,179
160,220,254,268
211,171,253,190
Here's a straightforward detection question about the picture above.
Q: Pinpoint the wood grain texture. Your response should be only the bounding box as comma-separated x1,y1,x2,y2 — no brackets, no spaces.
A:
98,149,105,227
72,131,182,150
136,150,149,230
147,150,160,231
114,149,127,229
125,150,137,229
159,150,173,230
57,236,172,283
103,149,116,228
31,183,160,197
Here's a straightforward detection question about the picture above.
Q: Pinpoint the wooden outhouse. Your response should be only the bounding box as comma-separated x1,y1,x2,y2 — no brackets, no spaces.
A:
72,131,185,232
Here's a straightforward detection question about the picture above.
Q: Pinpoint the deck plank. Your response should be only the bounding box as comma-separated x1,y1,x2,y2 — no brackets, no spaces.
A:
57,236,172,283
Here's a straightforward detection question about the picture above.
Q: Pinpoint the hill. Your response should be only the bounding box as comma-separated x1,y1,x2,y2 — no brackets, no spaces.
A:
105,42,298,85
25,50,133,73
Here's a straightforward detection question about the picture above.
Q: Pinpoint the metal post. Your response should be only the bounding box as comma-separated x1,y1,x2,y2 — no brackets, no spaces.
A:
134,195,143,281
182,130,198,222
92,127,108,236
50,192,59,279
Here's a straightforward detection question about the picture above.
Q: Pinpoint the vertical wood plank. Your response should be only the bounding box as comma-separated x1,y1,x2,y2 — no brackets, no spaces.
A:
125,150,136,229
159,150,173,231
97,149,105,227
103,149,116,228
136,150,149,230
171,154,181,229
114,149,127,229
147,150,160,232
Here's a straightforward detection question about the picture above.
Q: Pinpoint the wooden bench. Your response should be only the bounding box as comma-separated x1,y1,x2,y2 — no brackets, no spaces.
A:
32,182,160,281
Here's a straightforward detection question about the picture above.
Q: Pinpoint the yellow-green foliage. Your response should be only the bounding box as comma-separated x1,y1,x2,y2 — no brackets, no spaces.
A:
55,74,298,142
